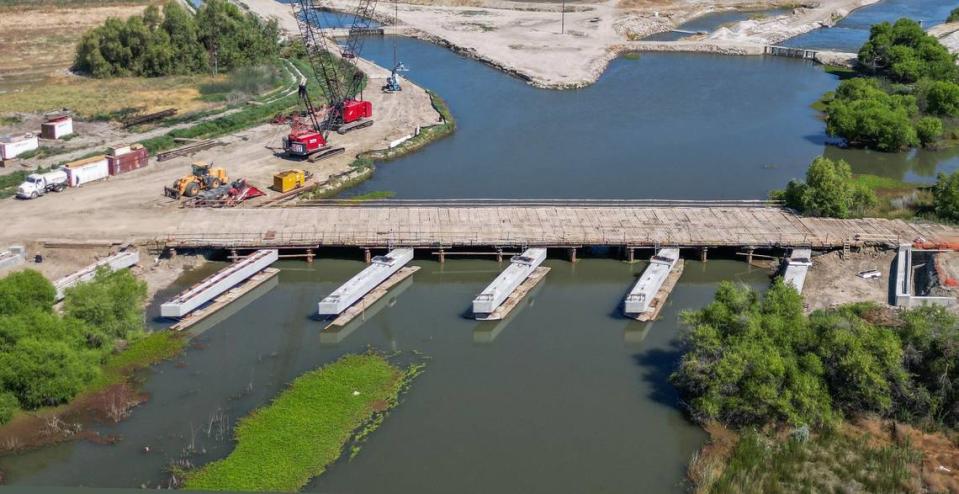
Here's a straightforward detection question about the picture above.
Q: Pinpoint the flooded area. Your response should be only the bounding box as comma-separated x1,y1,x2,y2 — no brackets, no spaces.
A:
0,258,769,492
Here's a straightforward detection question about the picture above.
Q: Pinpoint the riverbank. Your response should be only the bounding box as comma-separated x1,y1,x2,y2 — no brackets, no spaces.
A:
0,330,186,456
181,353,423,492
690,417,959,493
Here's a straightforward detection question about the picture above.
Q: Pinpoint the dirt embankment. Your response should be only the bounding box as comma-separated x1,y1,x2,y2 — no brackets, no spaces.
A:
317,0,873,89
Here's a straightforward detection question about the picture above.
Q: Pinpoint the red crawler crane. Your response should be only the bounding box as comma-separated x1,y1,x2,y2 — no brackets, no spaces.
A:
284,0,377,161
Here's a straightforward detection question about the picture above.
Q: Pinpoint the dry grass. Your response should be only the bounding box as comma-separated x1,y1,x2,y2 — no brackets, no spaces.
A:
688,417,959,494
0,1,159,92
0,73,227,118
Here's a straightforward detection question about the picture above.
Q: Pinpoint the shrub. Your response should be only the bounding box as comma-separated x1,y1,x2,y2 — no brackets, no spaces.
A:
64,268,147,341
75,0,279,78
826,79,919,152
934,170,959,222
916,116,944,146
0,392,18,425
778,156,876,218
672,280,834,427
924,80,959,117
858,19,958,83
0,338,98,408
0,270,56,317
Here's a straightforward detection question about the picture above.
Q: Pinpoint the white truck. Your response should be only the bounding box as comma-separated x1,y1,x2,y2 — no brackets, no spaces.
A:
16,169,68,199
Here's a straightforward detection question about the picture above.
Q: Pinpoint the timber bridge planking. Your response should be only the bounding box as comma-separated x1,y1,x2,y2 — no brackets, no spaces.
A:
158,204,959,251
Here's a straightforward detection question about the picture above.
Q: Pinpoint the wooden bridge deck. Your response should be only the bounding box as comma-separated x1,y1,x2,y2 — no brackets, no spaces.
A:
160,205,959,250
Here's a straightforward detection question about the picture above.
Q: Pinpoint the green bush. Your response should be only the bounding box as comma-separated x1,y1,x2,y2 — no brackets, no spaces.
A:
75,0,279,78
934,170,959,222
0,268,147,411
0,338,99,408
949,7,959,23
673,282,914,428
777,156,876,218
916,116,944,146
923,80,959,117
897,306,959,426
675,283,959,430
672,280,834,427
825,79,919,151
64,267,147,341
0,392,18,425
858,19,958,83
0,270,56,316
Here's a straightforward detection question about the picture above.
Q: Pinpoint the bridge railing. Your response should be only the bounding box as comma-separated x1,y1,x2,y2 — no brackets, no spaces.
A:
159,227,899,249
293,198,786,208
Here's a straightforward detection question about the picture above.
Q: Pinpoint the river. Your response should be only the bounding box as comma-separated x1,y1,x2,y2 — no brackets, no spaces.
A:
2,1,957,492
0,258,767,493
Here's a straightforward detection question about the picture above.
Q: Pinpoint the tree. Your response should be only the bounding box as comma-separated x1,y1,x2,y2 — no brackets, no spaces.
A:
810,306,907,415
934,171,959,222
0,392,17,425
779,156,876,218
0,338,98,408
64,268,147,340
826,79,920,152
950,7,959,23
858,19,958,83
672,280,835,427
74,0,277,78
924,80,959,117
917,116,944,147
0,270,55,317
162,1,207,74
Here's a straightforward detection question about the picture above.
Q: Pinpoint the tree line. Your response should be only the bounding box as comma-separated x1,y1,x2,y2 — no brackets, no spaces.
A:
823,19,959,152
672,280,959,430
0,269,146,424
74,0,280,78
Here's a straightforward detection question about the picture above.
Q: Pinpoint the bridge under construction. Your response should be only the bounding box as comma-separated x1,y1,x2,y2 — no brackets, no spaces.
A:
157,201,959,252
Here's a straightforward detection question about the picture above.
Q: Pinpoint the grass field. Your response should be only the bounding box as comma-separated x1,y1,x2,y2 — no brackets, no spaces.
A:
0,1,158,93
0,74,226,119
184,353,423,492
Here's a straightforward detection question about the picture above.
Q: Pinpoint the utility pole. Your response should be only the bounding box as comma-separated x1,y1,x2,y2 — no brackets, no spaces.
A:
561,0,566,34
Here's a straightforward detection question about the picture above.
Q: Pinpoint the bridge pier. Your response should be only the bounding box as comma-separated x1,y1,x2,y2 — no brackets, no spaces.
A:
363,248,371,264
496,248,504,263
305,248,314,264
569,247,577,263
626,246,635,263
438,248,446,264
700,247,708,263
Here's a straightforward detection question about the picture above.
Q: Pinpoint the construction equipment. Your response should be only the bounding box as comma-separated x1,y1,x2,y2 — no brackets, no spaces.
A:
272,169,313,193
164,161,229,199
382,0,405,93
284,0,378,162
182,178,266,208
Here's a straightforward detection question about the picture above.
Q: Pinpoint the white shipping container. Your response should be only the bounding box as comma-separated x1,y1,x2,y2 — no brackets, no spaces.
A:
65,157,109,187
48,119,73,139
0,134,39,160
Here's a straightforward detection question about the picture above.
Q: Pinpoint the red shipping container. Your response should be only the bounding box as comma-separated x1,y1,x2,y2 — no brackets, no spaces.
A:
107,146,149,176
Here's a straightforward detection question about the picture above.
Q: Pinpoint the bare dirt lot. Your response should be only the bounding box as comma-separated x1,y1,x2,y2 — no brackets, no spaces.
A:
802,249,895,312
311,0,877,88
